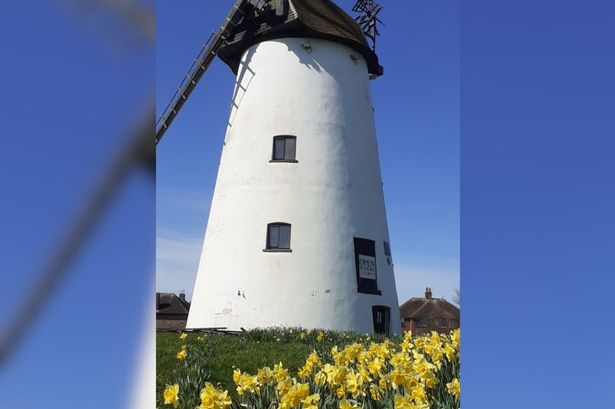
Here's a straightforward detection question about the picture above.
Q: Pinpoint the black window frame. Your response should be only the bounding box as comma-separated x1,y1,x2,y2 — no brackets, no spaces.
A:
264,222,292,252
270,135,298,163
354,237,381,295
383,240,392,265
383,241,392,257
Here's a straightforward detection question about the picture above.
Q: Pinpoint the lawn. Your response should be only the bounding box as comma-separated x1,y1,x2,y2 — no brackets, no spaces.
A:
157,328,387,396
157,328,460,409
158,330,311,394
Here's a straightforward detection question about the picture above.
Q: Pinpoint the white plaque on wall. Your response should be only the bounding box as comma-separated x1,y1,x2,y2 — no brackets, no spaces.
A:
358,254,377,280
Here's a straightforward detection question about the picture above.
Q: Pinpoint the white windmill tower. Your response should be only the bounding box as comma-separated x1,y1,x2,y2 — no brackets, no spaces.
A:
158,0,400,335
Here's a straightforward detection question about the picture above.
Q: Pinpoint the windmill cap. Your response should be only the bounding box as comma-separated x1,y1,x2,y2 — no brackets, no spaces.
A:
218,0,383,76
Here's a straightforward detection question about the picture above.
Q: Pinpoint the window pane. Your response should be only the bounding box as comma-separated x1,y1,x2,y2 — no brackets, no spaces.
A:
384,241,391,256
285,137,296,160
268,225,280,248
273,138,285,160
279,224,291,248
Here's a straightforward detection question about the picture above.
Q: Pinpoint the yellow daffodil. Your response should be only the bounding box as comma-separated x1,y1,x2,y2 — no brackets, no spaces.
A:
423,372,439,389
367,357,384,376
306,351,321,366
394,394,414,409
273,362,289,382
298,363,313,378
389,368,408,389
163,384,179,407
345,370,365,398
257,366,275,385
411,385,427,404
279,382,310,409
339,399,358,409
451,329,460,350
302,393,320,409
369,383,383,401
444,344,457,361
394,394,430,409
232,369,259,395
414,360,434,378
199,383,232,409
276,377,293,396
314,369,327,386
447,378,460,398
326,364,348,387
176,349,187,360
179,332,187,340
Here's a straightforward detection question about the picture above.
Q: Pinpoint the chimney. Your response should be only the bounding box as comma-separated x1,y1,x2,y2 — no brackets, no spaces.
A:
179,292,186,302
425,287,432,299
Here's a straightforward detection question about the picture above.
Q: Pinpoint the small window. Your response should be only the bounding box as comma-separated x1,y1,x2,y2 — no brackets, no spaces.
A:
383,241,392,257
265,223,291,251
383,241,392,265
271,136,297,162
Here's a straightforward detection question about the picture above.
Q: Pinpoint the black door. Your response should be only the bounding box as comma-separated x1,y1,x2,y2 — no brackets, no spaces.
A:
372,305,391,336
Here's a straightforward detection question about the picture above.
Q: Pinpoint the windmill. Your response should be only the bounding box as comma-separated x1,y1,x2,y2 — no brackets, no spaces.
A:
158,0,399,335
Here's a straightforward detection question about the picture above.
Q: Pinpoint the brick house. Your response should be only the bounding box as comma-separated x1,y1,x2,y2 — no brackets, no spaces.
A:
156,292,190,331
399,288,460,334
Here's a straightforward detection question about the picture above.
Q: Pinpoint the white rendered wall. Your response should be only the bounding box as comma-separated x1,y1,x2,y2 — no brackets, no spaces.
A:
187,38,401,334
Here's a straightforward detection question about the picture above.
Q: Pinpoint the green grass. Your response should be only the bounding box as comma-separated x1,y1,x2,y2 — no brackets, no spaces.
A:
157,332,309,392
157,328,393,406
156,328,459,409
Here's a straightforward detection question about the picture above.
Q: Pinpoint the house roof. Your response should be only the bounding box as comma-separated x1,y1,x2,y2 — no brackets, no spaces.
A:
218,0,382,76
156,293,190,315
399,297,460,321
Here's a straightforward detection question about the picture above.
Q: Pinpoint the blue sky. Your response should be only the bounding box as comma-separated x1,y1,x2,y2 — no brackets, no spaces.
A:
156,0,460,304
461,1,615,407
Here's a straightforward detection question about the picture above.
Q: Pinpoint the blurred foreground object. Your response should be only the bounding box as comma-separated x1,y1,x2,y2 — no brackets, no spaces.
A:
0,0,154,407
0,107,154,366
